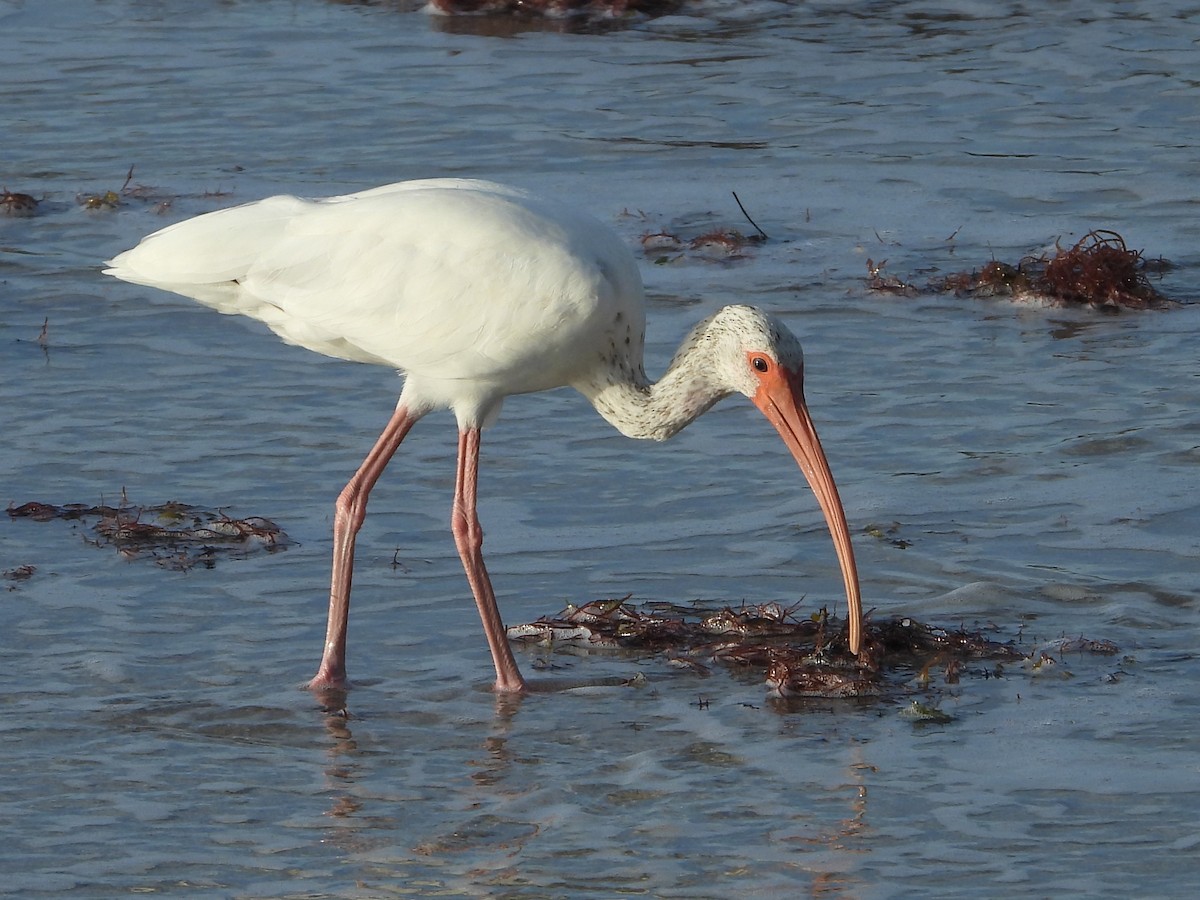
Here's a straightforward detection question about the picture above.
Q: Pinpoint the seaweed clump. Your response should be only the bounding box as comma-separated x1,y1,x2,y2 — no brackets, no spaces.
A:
1,189,39,216
430,0,680,14
637,193,770,264
930,230,1174,310
7,500,289,569
427,0,682,30
509,597,1027,703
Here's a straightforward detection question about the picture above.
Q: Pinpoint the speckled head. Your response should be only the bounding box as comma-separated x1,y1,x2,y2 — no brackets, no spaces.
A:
671,304,805,399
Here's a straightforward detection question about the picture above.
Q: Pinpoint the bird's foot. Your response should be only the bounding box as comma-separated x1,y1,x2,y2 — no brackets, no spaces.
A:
306,674,349,690
492,677,528,694
491,665,528,694
306,672,351,717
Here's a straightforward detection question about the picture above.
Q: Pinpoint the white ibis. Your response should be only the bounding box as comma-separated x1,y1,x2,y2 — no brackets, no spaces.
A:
105,178,863,693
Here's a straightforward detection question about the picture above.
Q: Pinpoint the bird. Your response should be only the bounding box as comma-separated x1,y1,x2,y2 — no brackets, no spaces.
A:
104,178,863,694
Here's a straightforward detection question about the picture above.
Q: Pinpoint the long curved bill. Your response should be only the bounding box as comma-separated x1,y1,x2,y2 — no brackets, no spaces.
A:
752,366,863,655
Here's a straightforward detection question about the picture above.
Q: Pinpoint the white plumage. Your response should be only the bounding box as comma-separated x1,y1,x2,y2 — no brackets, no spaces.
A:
108,180,642,425
106,178,863,694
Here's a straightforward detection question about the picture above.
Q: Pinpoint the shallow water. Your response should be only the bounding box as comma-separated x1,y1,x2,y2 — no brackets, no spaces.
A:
3,0,1199,895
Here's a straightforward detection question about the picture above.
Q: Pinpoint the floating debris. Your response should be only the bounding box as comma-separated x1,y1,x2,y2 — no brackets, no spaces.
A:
1055,636,1122,655
3,564,36,588
76,164,182,214
899,699,955,725
7,500,289,569
766,658,882,699
13,317,50,352
690,228,757,258
871,616,1024,660
1039,231,1171,308
939,230,1172,309
510,597,1030,702
1,188,39,216
873,230,1177,310
629,192,768,264
866,257,919,297
640,225,764,263
864,521,912,549
78,189,123,211
640,231,684,253
428,0,683,22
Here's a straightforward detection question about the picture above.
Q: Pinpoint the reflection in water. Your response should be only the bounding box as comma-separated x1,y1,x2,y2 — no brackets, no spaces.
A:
469,734,513,788
311,684,351,719
307,677,890,895
320,706,361,835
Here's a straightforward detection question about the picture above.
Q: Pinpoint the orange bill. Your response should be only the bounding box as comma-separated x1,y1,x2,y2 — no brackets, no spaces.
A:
751,362,863,655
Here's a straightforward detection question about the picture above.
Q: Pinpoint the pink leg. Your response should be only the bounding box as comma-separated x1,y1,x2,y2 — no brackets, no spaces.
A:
452,428,527,693
308,405,417,691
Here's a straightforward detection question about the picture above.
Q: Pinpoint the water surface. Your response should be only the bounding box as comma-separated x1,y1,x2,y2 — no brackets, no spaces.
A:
2,0,1199,895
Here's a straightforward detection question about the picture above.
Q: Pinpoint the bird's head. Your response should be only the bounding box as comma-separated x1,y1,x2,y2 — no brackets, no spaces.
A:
689,304,863,655
675,304,805,399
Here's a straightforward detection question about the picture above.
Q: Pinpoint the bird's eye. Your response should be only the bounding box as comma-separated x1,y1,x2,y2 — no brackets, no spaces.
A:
751,356,770,373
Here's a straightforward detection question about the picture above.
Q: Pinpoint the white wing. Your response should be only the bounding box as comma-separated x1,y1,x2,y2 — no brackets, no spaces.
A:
106,180,645,396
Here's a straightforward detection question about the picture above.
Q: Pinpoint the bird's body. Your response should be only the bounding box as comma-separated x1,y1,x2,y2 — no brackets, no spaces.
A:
107,180,644,428
106,178,863,694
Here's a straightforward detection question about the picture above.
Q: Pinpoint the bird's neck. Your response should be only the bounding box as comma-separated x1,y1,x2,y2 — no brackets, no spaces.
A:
578,351,729,442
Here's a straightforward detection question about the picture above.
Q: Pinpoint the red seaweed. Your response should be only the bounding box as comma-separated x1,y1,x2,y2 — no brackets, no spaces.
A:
8,499,289,569
510,598,1035,704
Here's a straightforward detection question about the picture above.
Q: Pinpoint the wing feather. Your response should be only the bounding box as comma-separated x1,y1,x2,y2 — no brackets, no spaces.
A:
106,180,645,388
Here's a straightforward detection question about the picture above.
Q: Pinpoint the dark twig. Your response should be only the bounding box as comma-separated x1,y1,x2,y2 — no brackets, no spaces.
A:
730,191,768,241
